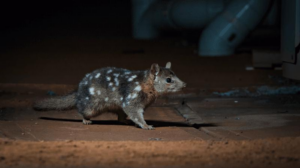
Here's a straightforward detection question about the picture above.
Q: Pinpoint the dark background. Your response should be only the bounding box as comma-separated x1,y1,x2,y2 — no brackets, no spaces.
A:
0,0,281,53
0,0,132,52
0,0,281,87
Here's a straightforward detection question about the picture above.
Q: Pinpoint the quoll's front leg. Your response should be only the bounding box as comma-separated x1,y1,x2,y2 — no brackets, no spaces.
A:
123,106,154,130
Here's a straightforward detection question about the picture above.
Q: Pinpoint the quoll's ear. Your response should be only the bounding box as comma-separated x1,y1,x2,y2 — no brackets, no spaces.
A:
150,63,160,76
165,62,171,69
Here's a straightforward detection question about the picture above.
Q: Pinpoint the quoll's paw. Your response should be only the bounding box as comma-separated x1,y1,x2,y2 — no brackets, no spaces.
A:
83,119,92,125
142,124,155,130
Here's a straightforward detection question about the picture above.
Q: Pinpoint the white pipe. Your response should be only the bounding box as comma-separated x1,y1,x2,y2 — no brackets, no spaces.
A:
132,0,271,56
132,0,225,39
198,0,271,56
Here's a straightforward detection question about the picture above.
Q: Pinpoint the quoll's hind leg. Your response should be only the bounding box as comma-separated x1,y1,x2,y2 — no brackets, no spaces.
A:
123,106,154,130
79,108,95,125
83,118,92,125
117,110,131,125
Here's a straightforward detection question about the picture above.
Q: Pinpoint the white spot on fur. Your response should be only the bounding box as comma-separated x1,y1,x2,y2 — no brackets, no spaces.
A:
120,97,123,101
125,71,131,75
114,78,119,86
131,93,137,99
128,75,137,82
86,73,90,77
89,87,95,95
134,85,141,92
112,87,116,91
122,103,126,107
135,82,139,85
95,73,101,78
80,81,88,85
105,97,109,102
109,82,113,86
97,90,101,95
107,69,112,74
113,73,119,77
86,97,89,100
137,109,143,113
106,77,111,81
127,94,131,99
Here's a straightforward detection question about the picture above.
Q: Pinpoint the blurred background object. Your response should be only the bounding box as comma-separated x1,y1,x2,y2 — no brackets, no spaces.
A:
132,0,275,56
131,0,299,80
281,0,300,80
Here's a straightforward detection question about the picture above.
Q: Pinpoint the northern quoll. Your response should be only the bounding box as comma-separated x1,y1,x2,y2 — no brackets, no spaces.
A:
34,62,186,130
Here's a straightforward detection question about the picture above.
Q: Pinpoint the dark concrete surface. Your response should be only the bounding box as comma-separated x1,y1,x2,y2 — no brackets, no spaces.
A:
0,84,211,141
0,83,299,141
184,97,300,140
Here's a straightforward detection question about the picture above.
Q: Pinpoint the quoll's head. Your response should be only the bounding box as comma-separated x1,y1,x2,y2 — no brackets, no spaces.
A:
150,62,186,94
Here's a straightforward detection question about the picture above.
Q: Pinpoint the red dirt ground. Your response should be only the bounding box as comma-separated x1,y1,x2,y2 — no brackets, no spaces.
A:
0,137,299,168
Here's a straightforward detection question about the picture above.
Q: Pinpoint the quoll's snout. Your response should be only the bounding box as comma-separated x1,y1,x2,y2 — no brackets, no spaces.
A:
181,82,187,90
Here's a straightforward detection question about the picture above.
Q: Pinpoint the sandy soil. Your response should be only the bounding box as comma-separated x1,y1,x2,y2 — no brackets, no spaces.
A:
0,137,299,168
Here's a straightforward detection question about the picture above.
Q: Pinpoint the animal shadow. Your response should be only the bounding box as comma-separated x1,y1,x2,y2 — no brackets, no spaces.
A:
39,117,217,128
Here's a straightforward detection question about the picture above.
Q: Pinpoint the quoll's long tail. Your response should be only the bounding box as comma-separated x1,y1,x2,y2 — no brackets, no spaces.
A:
33,92,77,111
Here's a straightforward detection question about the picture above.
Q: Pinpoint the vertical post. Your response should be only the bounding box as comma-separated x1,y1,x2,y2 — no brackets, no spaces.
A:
282,0,300,80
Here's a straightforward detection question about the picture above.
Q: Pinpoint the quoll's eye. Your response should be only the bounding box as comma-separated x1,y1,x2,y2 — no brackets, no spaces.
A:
166,78,172,83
